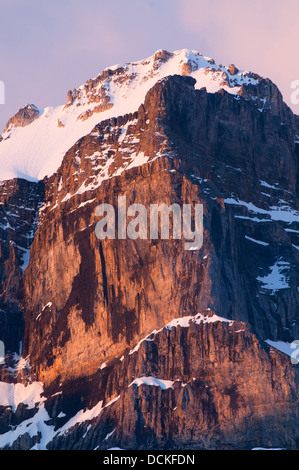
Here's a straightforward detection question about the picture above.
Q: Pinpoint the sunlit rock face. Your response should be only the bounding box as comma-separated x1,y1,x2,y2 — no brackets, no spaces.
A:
0,51,298,450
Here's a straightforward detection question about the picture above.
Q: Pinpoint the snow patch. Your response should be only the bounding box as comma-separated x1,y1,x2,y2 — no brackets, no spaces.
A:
245,235,269,246
265,340,295,357
0,381,44,412
129,377,174,390
257,259,290,292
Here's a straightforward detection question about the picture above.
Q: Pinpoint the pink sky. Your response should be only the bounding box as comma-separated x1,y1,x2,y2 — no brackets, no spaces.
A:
0,0,298,130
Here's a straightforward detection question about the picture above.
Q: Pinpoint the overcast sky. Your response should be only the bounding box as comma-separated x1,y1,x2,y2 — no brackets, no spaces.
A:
0,0,299,131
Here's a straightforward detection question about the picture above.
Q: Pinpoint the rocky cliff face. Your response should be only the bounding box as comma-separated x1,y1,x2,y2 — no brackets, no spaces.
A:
47,317,299,450
0,51,298,450
0,179,43,354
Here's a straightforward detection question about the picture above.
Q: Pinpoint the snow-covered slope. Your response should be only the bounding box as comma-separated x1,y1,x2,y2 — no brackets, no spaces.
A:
0,49,262,182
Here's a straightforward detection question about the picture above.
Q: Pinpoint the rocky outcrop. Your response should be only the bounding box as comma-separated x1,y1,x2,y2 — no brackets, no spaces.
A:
228,64,239,75
3,105,40,133
65,74,114,110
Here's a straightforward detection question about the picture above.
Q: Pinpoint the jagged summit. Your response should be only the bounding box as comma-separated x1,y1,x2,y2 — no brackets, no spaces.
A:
0,48,272,182
65,48,262,108
3,103,40,133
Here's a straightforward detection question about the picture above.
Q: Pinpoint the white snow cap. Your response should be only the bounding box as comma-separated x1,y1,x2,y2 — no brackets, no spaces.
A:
0,49,262,183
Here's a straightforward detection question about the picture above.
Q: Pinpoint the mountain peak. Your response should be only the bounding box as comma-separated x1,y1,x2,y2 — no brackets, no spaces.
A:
3,103,40,134
0,48,284,182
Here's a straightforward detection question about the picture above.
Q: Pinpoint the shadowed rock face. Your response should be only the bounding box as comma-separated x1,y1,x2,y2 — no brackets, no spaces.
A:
0,179,44,353
0,75,299,449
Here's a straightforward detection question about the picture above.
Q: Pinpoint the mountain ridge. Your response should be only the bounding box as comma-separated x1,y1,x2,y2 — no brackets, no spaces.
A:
0,48,284,182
